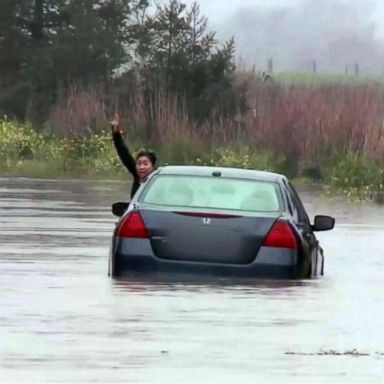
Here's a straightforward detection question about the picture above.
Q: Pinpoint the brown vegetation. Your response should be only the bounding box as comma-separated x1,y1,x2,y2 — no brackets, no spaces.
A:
46,74,384,177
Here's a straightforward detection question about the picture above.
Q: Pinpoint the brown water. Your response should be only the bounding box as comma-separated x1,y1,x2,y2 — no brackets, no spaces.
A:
1,177,384,383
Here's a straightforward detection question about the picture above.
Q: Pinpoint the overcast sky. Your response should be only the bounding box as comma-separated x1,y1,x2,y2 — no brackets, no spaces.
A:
157,0,384,73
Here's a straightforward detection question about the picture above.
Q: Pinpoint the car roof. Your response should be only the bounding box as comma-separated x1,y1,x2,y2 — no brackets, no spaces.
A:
156,165,287,183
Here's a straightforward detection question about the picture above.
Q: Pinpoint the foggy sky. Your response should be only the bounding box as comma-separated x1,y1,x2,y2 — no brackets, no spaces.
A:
217,0,384,72
160,0,384,73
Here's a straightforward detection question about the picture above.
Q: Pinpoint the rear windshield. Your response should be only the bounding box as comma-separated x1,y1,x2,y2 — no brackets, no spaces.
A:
140,175,284,212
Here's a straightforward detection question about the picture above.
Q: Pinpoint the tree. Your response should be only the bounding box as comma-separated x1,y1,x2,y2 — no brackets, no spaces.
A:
0,1,31,117
0,0,134,121
134,0,241,121
0,0,246,129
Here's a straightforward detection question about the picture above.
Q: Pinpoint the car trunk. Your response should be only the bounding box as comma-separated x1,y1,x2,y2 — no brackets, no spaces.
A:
140,209,280,265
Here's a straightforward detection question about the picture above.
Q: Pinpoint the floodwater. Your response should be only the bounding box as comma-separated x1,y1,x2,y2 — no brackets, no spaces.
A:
1,177,384,383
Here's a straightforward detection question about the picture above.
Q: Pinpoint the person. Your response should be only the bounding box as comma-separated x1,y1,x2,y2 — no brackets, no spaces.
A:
110,113,157,198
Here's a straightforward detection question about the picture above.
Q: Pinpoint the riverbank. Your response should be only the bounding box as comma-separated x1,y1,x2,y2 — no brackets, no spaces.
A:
2,118,384,204
0,117,284,178
2,160,383,206
0,162,123,180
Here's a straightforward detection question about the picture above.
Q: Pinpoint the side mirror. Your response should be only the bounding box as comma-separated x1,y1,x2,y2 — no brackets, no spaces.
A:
312,215,335,231
112,202,129,217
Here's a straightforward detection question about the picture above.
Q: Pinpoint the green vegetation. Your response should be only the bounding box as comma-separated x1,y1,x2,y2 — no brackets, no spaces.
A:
326,153,384,203
0,118,283,178
0,0,242,126
0,118,122,178
2,1,384,203
275,71,384,86
3,118,384,204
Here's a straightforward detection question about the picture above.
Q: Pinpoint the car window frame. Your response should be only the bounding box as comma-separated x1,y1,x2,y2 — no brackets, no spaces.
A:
286,182,311,225
282,179,294,216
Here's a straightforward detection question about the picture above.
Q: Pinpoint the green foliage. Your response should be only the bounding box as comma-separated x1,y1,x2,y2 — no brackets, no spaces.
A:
326,152,384,202
0,118,45,162
159,137,203,165
1,0,244,130
136,1,243,121
192,147,285,173
0,119,284,179
0,0,132,121
276,71,384,86
3,119,384,204
0,1,31,118
0,118,122,176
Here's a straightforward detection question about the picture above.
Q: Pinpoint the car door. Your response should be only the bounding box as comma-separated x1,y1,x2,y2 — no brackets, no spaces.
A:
285,181,320,277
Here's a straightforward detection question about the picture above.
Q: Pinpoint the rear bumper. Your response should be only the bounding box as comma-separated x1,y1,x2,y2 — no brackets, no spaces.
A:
112,238,297,278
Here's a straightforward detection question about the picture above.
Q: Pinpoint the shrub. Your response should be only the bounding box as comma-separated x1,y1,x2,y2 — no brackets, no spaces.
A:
327,152,384,202
0,118,45,161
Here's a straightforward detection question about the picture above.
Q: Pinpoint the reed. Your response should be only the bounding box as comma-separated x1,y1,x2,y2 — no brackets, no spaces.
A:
37,73,384,201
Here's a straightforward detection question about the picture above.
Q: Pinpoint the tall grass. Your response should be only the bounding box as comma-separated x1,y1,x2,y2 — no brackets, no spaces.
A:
244,81,384,169
4,72,384,201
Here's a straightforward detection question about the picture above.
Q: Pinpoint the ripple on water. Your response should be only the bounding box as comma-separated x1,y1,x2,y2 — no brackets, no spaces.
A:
1,178,384,383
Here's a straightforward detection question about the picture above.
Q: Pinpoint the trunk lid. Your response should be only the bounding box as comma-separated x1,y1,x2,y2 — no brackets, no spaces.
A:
140,209,280,264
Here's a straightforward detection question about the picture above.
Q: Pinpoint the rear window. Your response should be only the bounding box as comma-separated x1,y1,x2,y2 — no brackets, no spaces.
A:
140,175,283,212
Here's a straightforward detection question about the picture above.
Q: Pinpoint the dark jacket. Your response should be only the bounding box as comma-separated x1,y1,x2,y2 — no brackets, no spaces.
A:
112,131,140,198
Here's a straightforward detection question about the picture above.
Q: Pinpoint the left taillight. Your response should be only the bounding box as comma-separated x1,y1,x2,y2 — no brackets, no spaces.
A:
116,211,149,238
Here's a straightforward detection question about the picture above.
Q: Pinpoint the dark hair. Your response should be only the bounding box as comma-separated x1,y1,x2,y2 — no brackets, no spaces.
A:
136,150,157,166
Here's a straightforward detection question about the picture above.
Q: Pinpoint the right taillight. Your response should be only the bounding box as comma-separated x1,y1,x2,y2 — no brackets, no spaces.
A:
116,211,149,238
263,220,298,249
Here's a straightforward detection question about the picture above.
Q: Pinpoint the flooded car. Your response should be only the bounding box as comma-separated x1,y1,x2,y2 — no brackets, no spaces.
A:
109,166,334,279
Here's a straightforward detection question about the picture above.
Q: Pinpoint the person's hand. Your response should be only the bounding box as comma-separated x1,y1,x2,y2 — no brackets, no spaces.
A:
110,113,122,134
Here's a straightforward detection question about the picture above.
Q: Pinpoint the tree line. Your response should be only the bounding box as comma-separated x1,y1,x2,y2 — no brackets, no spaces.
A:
0,0,245,129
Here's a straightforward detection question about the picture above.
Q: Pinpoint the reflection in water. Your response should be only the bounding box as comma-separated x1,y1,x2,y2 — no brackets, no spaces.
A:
113,275,310,293
1,178,384,383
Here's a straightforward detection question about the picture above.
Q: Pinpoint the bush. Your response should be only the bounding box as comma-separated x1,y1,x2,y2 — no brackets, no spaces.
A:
0,118,122,177
326,152,384,202
2,117,384,204
192,146,286,173
0,118,45,162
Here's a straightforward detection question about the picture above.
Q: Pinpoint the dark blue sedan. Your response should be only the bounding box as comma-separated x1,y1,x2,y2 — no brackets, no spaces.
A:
109,166,334,278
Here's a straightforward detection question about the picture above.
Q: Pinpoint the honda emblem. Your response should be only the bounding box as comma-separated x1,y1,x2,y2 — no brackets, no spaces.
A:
202,218,211,225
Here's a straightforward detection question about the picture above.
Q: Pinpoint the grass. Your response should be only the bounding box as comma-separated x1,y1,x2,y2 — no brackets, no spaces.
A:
275,71,384,85
3,74,384,204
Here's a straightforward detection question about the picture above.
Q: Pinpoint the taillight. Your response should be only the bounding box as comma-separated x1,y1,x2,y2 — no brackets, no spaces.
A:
263,220,298,249
116,211,148,238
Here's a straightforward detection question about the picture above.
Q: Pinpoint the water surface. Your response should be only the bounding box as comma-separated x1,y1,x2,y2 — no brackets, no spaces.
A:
1,178,384,383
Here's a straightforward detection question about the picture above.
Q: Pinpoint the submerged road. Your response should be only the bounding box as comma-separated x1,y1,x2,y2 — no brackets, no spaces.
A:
1,178,384,383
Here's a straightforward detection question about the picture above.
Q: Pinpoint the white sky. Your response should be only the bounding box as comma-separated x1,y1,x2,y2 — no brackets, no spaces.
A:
157,0,384,38
179,0,303,22
156,0,384,71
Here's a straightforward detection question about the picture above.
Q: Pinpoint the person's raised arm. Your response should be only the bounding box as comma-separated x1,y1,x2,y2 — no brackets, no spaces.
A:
110,113,138,177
